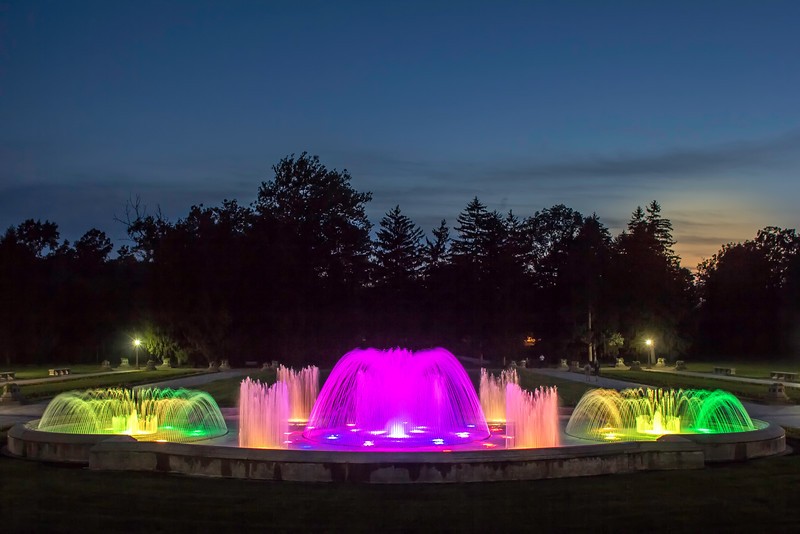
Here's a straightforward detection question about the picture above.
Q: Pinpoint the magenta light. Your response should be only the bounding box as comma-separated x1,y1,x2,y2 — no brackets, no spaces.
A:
304,348,490,448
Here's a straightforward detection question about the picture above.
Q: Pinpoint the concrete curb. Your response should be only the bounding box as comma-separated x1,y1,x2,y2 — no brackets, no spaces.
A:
5,419,786,483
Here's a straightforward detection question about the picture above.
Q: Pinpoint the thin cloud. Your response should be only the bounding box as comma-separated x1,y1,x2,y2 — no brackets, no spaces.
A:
484,130,800,183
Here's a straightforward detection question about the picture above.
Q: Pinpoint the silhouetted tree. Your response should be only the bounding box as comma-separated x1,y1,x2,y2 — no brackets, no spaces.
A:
374,205,424,286
697,227,800,357
611,202,694,359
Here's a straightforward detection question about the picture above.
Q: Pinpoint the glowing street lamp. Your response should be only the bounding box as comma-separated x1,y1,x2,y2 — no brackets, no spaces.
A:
645,339,655,366
133,338,141,369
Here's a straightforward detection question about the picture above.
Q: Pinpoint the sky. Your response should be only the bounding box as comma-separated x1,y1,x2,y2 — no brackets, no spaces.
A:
1,0,799,268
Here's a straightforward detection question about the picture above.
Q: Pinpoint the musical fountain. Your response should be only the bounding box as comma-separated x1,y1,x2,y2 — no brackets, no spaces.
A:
566,387,756,441
6,348,786,483
238,348,559,451
36,387,227,442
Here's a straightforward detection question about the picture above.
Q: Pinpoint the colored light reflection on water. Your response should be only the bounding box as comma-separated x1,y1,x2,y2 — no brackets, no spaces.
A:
268,422,514,452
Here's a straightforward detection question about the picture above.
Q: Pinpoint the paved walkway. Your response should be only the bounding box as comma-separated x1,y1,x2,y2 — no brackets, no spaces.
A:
530,367,800,429
0,369,251,429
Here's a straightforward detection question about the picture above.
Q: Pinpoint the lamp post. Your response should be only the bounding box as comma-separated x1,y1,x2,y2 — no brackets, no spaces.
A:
133,338,141,369
645,339,654,366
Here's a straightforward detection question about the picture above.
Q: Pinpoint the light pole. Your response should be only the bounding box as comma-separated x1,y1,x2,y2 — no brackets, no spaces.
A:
645,339,654,366
134,338,141,369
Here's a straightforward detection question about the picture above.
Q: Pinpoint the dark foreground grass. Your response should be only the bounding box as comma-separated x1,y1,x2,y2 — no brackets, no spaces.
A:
2,446,799,532
603,368,800,403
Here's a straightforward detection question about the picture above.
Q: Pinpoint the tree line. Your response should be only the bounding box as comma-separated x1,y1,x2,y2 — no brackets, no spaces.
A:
2,153,799,367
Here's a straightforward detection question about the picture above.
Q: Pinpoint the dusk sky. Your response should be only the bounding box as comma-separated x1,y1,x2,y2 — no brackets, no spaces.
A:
2,0,799,268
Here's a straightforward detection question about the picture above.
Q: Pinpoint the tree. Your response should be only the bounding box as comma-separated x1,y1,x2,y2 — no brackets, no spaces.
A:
74,229,113,263
645,200,678,264
255,152,372,285
611,202,694,358
523,204,584,284
421,219,450,272
253,153,373,362
142,322,189,365
374,205,423,286
559,214,613,361
15,219,60,258
697,226,800,357
116,196,171,262
451,197,490,264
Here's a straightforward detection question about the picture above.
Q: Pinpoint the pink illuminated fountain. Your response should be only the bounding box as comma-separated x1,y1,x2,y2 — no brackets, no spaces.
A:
305,348,490,448
238,347,560,451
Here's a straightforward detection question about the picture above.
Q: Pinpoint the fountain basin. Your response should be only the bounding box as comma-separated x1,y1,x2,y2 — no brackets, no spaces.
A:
6,416,784,481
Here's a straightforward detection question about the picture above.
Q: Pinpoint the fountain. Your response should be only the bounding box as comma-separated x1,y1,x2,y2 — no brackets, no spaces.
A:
277,364,319,422
9,351,787,483
236,348,561,451
506,383,560,448
479,368,518,423
238,378,289,448
566,387,756,441
304,348,491,448
37,387,227,442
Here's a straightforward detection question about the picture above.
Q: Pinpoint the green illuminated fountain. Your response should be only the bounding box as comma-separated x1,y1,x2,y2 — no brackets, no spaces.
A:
37,387,227,442
565,388,756,442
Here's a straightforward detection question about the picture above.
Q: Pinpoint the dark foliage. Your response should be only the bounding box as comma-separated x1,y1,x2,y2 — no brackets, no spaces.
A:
2,153,794,366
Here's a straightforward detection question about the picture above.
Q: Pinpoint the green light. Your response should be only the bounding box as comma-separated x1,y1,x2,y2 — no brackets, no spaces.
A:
566,388,756,442
38,387,227,443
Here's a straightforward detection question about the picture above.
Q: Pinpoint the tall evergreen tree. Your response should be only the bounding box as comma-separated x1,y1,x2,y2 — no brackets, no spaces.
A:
611,201,694,358
421,219,450,271
374,205,424,286
452,197,490,263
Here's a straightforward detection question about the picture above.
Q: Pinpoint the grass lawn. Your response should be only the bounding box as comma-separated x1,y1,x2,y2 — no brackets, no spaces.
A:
662,360,800,379
516,368,593,406
0,364,128,380
602,368,800,403
193,368,277,406
2,440,799,532
17,368,205,400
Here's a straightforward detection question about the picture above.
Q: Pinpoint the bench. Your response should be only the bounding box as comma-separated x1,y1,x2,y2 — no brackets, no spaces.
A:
48,368,71,376
770,371,798,382
0,371,15,380
244,360,259,367
713,367,736,376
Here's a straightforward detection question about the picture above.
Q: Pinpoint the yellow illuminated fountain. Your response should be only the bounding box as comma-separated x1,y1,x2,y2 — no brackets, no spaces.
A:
566,387,756,442
37,387,227,442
